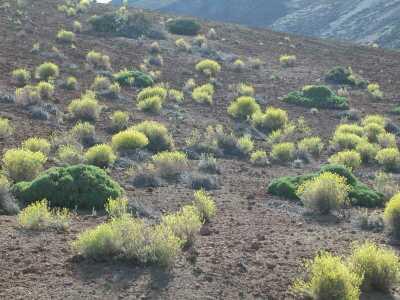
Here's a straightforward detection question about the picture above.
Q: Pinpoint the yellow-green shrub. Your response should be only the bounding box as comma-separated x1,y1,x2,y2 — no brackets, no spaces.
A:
328,150,362,170
175,38,191,52
18,199,70,231
85,144,116,168
376,148,400,172
3,148,47,182
233,59,245,72
68,91,101,121
236,83,254,97
227,96,260,120
132,120,174,152
237,135,254,155
15,85,40,107
298,137,324,157
348,241,400,292
364,123,386,143
293,252,361,299
64,76,78,90
36,81,55,100
110,111,129,131
0,118,13,138
193,190,216,222
331,132,362,150
57,144,84,165
195,59,221,76
35,62,59,80
86,50,111,70
271,142,295,163
137,96,163,113
367,83,384,100
279,54,296,67
56,29,75,43
356,141,379,163
70,121,95,145
384,193,400,238
73,20,82,32
250,150,269,166
297,172,350,214
22,137,51,155
12,68,31,86
105,197,128,218
377,132,397,148
192,83,214,105
112,129,149,152
152,151,188,178
335,123,364,136
91,76,111,91
251,107,288,133
362,114,386,127
137,86,167,102
168,89,184,102
162,205,202,245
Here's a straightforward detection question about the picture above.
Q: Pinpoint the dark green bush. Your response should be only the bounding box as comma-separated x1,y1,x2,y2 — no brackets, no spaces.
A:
114,69,154,88
267,164,383,207
13,165,123,210
283,85,348,109
167,19,201,36
325,66,367,87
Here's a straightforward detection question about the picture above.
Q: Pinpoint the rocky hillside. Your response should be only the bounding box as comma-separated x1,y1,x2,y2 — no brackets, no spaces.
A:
118,0,400,48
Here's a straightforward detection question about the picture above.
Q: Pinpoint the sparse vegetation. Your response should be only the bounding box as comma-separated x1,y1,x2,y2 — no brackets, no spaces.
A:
279,54,296,67
22,137,51,155
56,29,75,43
86,50,111,70
384,193,400,238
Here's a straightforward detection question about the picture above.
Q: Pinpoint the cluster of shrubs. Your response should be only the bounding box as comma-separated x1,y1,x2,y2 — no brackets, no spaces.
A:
114,68,154,88
293,241,400,299
325,66,367,87
166,18,201,36
68,91,102,121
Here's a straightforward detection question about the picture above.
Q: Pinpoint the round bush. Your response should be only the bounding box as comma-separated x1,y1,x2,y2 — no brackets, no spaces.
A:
167,18,201,36
227,96,260,120
384,193,400,238
22,137,51,155
195,59,221,77
328,150,362,170
152,151,188,179
271,142,295,163
298,137,324,157
251,107,288,133
111,129,149,152
35,62,59,80
68,92,101,122
297,172,350,214
356,141,380,163
85,144,116,168
132,120,173,152
376,148,400,172
331,132,363,150
13,164,123,209
3,149,47,182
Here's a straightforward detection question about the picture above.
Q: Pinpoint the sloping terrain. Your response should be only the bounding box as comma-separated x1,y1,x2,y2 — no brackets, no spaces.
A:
119,0,400,48
1,0,400,299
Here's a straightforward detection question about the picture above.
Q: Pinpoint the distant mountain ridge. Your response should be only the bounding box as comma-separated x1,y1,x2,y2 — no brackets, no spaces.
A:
113,0,400,49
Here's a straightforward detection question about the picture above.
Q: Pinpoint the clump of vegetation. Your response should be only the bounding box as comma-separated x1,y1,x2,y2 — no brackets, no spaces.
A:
56,29,75,43
237,135,254,156
375,148,400,172
70,121,96,146
15,85,40,107
63,76,78,90
36,81,55,100
68,91,102,121
356,141,380,163
284,85,348,109
236,83,254,97
105,197,129,218
137,95,163,113
271,142,295,163
85,144,116,168
35,62,59,81
0,118,14,138
12,68,31,87
232,59,245,72
152,151,188,179
298,137,324,157
384,193,400,238
57,144,84,166
18,199,70,231
377,132,396,148
198,153,219,174
86,50,111,70
279,54,296,67
175,38,191,52
3,148,47,182
268,164,384,207
168,89,184,103
195,59,221,77
251,107,288,133
73,20,82,33
348,241,400,292
367,83,384,100
114,69,153,88
0,175,19,215
192,83,214,105
110,111,129,132
22,137,51,155
328,150,362,170
293,252,362,299
374,172,399,201
325,66,367,87
133,120,174,152
228,96,260,120
112,129,149,153
167,18,201,36
250,150,269,166
297,172,349,214
13,164,123,210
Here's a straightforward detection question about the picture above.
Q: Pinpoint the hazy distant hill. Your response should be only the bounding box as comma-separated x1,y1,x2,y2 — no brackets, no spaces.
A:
115,0,400,49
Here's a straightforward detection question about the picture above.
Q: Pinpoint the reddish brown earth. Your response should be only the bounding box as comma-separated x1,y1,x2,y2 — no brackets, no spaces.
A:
1,0,400,299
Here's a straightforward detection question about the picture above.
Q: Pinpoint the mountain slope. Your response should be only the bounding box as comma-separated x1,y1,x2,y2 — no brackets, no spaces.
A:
118,0,400,48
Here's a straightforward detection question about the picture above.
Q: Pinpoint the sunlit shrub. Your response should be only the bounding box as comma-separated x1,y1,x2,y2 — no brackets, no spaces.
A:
68,91,101,121
251,107,288,133
22,137,51,155
63,76,78,90
328,150,362,170
137,86,167,102
105,197,128,218
376,148,400,172
377,132,397,148
15,85,40,107
271,142,295,163
361,115,386,127
152,151,188,179
195,59,221,77
367,83,384,100
70,121,95,146
91,76,111,92
335,123,364,137
237,135,254,156
384,193,400,238
57,144,84,165
279,54,296,67
228,96,260,120
137,96,163,113
57,29,75,43
175,38,191,52
192,83,214,105
85,144,116,168
331,132,363,150
233,59,245,72
132,120,173,152
86,50,111,70
110,110,129,131
374,172,399,201
3,148,46,182
356,141,380,163
36,81,55,100
364,123,386,143
298,137,324,157
0,118,13,138
35,62,59,80
168,89,184,103
236,83,254,97
12,68,31,87
250,150,269,166
112,129,148,152
73,20,82,32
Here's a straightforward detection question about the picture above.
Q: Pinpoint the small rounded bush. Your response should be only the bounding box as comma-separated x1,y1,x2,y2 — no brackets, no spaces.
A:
137,96,163,113
228,96,260,120
377,132,397,148
13,164,123,209
168,89,184,102
251,107,288,133
132,121,174,152
110,111,129,131
293,252,361,299
3,148,47,182
71,121,96,145
137,86,167,102
73,20,82,32
22,137,51,155
233,59,245,72
384,193,400,238
348,241,400,292
335,123,364,137
271,142,295,163
64,76,78,90
175,38,191,52
56,29,76,43
167,18,201,36
36,81,55,100
298,137,324,157
85,144,116,168
364,123,386,143
297,172,350,214
193,190,216,222
195,59,221,77
35,62,59,80
0,118,14,138
331,132,363,150
57,145,84,165
91,76,111,91
68,91,101,121
237,135,254,156
279,54,296,67
356,141,380,163
192,84,214,105
361,114,386,127
152,151,188,179
86,50,111,70
111,129,149,152
236,83,254,97
12,68,31,87
328,150,362,170
250,150,269,166
376,148,400,172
